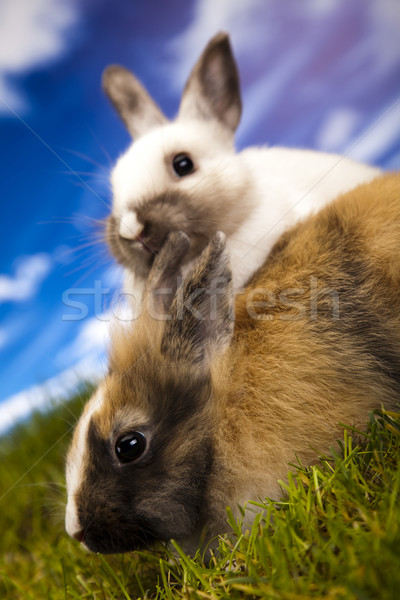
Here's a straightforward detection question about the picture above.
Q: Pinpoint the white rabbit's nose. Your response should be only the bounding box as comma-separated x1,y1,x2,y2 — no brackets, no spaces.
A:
119,212,143,240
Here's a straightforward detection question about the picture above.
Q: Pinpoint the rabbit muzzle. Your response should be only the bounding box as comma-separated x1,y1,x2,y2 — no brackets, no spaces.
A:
107,190,213,279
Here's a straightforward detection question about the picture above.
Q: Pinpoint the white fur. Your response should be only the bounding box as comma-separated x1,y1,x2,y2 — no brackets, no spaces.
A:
119,211,143,240
224,147,381,290
111,120,235,216
65,388,104,539
65,386,153,540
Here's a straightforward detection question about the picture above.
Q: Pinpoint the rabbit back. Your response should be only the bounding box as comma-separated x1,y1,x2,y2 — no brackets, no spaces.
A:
219,174,400,503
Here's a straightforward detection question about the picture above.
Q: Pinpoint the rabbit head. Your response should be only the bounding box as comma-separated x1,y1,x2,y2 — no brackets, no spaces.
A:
104,33,255,284
103,33,382,297
65,231,235,554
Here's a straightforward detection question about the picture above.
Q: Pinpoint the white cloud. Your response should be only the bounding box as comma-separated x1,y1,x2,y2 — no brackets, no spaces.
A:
346,100,400,164
315,108,361,153
0,80,27,113
368,0,400,74
0,252,52,303
0,354,105,435
56,314,111,366
0,300,136,434
101,264,124,289
304,0,338,16
237,44,314,144
0,0,80,113
0,293,137,433
56,293,134,368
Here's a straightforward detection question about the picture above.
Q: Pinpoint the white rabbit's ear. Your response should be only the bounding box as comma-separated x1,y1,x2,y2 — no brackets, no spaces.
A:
178,32,242,134
161,232,234,366
143,231,190,316
102,65,168,138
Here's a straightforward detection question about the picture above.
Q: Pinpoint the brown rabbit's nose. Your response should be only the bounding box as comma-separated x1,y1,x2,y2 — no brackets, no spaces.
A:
72,529,85,543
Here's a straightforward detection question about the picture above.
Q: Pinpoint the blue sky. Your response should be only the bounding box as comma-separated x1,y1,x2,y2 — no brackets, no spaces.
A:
0,0,399,432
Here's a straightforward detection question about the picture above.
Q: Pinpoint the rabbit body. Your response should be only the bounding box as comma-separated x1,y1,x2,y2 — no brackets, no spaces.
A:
66,174,400,555
104,33,380,302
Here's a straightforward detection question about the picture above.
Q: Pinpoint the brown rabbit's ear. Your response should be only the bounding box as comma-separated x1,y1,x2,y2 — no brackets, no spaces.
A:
102,65,168,138
143,231,190,317
161,232,234,366
178,32,242,134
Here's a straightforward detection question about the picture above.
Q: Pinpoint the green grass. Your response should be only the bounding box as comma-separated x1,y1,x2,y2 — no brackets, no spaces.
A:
0,389,399,600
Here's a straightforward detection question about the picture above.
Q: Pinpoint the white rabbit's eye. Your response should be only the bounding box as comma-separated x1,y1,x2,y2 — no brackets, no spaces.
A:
115,432,146,463
172,154,194,177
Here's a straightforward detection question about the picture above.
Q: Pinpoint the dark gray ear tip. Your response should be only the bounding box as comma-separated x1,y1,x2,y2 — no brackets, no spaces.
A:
205,231,229,270
204,32,234,61
167,230,191,252
102,64,131,91
145,230,190,307
212,231,227,250
209,31,231,47
156,230,191,268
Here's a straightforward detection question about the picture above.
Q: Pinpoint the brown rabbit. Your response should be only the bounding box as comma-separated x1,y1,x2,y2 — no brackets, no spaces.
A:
66,174,400,555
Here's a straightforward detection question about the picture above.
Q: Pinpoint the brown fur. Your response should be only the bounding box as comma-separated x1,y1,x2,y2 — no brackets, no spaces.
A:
106,186,253,282
67,174,400,553
209,174,400,520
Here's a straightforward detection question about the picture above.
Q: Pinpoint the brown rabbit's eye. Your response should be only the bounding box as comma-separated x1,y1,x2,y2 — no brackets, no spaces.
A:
115,432,146,463
172,153,194,177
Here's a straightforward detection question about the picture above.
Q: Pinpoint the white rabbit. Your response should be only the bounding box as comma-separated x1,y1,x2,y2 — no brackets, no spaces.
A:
104,32,381,303
66,174,400,555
